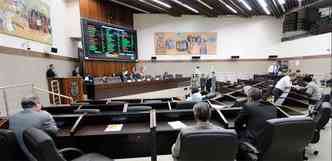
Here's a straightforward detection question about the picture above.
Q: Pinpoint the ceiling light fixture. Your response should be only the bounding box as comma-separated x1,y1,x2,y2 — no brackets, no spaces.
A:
277,0,286,5
110,0,150,13
197,0,214,10
257,0,271,15
139,0,168,11
171,0,200,13
218,0,238,14
239,0,252,11
152,0,172,8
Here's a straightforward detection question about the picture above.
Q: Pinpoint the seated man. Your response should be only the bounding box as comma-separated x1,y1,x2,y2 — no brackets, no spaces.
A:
9,95,58,161
235,87,277,151
186,88,203,102
302,75,322,105
172,102,222,159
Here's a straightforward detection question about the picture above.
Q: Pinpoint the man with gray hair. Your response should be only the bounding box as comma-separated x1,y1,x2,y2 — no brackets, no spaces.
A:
172,102,223,159
9,95,58,161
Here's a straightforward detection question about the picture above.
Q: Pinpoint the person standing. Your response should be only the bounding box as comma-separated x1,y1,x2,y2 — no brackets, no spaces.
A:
268,61,280,77
46,64,57,78
192,66,201,89
72,65,80,77
272,72,297,104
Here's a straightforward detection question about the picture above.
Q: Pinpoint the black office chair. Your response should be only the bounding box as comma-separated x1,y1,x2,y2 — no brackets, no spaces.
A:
239,117,315,161
174,129,238,161
0,129,27,161
309,102,331,155
23,128,113,161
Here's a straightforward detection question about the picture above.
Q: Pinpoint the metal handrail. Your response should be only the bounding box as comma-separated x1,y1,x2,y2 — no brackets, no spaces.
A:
33,87,74,104
0,83,33,89
0,83,74,117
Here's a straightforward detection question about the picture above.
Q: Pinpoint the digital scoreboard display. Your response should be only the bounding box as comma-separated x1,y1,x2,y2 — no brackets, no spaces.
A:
82,19,137,61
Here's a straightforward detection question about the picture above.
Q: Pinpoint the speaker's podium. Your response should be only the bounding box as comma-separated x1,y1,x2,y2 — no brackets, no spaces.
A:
47,77,84,104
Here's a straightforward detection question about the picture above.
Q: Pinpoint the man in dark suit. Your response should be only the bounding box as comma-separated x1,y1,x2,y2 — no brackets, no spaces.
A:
172,102,223,159
235,87,277,151
46,64,57,78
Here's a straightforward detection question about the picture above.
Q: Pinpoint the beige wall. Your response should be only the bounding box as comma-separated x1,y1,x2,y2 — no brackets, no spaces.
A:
0,53,77,116
143,55,332,82
143,60,272,82
288,56,332,80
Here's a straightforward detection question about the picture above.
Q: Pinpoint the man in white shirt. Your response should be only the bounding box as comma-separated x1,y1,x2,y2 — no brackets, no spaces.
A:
272,72,297,103
186,88,203,102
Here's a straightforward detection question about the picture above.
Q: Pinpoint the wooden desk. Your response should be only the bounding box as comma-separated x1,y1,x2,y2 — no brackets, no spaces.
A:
92,78,191,99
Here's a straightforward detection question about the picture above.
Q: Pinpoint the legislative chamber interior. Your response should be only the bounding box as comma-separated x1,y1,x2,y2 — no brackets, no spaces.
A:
0,0,331,161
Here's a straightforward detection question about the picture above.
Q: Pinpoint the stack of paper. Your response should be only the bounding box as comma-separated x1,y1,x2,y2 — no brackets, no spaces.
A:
168,121,187,129
105,124,123,132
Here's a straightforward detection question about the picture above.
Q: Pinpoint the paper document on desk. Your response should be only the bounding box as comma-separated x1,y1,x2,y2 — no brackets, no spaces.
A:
168,121,187,129
105,124,123,132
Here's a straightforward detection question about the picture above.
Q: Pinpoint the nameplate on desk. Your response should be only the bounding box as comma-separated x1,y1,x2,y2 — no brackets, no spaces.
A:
168,121,187,129
105,124,123,132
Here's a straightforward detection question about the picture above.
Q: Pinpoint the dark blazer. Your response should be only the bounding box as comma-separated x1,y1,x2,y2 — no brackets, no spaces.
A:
46,69,56,78
235,101,277,149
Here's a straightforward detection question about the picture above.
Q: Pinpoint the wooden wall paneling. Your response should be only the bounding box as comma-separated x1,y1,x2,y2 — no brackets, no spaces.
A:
80,0,134,28
84,61,136,77
79,0,89,18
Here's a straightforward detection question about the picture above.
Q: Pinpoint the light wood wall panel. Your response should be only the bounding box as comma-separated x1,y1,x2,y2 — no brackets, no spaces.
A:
80,0,135,28
84,60,135,77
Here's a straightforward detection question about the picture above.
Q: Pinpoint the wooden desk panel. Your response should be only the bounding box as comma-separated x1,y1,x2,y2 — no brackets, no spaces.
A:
94,78,190,99
74,123,150,136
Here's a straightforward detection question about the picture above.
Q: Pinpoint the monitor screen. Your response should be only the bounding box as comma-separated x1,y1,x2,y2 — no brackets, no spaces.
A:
81,19,137,61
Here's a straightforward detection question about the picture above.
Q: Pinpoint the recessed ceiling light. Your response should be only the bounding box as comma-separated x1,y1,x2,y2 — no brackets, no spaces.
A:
152,0,172,8
257,0,271,15
171,0,199,13
277,0,286,5
239,0,252,11
110,0,150,13
139,0,168,11
197,0,214,10
218,0,238,14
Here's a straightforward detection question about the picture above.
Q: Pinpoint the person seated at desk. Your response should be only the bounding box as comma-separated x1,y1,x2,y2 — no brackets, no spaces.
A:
172,102,222,159
9,95,58,161
296,75,322,105
272,72,297,102
186,87,203,102
235,87,277,153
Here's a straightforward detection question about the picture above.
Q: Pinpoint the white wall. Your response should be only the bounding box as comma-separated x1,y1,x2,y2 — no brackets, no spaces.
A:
277,32,331,57
134,14,282,60
0,0,81,58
